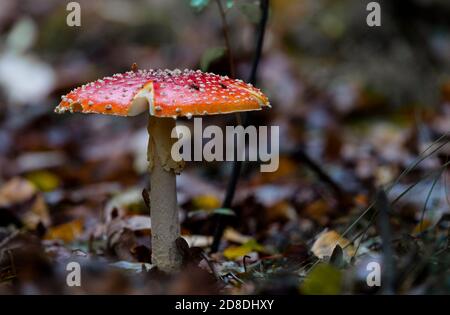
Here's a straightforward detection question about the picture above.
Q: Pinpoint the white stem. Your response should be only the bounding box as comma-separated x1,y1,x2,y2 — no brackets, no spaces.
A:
147,116,184,273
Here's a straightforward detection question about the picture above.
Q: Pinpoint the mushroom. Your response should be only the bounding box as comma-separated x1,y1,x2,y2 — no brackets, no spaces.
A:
55,68,270,272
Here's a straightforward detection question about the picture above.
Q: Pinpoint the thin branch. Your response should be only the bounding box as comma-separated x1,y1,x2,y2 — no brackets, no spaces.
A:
342,134,449,238
210,0,269,253
386,133,448,191
419,169,443,231
348,210,377,261
211,0,345,253
375,190,395,294
215,0,236,78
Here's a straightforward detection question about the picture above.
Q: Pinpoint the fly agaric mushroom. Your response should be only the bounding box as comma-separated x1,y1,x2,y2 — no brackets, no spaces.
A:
55,68,270,272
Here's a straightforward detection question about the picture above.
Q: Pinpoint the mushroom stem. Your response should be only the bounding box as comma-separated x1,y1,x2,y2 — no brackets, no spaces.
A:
147,116,183,273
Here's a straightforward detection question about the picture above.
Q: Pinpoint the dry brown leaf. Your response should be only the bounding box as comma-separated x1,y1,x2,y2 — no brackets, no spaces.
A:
0,177,36,207
311,230,355,260
0,177,50,229
106,215,152,262
304,200,333,225
22,194,50,229
266,200,298,222
256,156,297,183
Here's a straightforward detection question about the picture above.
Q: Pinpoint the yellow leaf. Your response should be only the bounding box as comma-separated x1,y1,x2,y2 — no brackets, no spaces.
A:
26,170,60,192
300,263,342,295
224,227,252,244
412,219,432,234
311,230,355,260
223,239,265,260
44,219,84,243
191,194,221,210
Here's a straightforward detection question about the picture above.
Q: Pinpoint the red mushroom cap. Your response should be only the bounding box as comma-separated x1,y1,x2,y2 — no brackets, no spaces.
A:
55,69,270,118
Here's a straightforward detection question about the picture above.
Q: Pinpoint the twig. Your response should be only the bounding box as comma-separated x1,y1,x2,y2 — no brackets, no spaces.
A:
211,0,347,252
215,0,236,78
375,190,395,294
210,0,270,253
349,210,377,262
342,134,449,238
386,133,448,191
344,160,450,243
304,259,320,274
392,160,450,204
200,252,220,280
419,169,443,231
215,0,241,125
221,272,245,284
243,255,251,273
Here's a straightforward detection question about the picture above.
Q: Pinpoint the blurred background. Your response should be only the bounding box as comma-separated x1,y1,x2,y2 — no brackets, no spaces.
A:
0,0,449,294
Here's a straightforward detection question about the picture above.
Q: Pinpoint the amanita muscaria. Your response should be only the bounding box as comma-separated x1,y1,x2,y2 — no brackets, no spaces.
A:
55,68,270,272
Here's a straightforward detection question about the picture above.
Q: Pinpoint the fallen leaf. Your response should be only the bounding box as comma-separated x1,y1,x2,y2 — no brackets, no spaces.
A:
44,219,84,243
224,239,265,260
266,201,298,222
354,194,369,207
176,237,204,266
25,170,60,192
223,228,252,244
0,177,36,207
106,215,152,263
412,219,433,235
256,156,298,183
311,230,355,261
104,187,147,220
304,200,333,225
191,194,221,210
300,263,342,295
22,194,50,229
0,177,50,229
